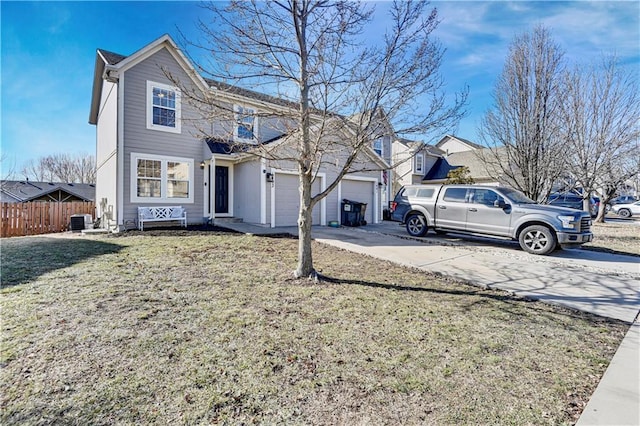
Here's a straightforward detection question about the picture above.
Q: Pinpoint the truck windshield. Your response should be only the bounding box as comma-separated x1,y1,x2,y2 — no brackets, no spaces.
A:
500,188,536,204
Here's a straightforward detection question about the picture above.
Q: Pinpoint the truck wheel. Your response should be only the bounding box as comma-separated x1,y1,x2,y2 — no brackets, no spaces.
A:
406,214,428,237
519,225,557,255
618,208,632,218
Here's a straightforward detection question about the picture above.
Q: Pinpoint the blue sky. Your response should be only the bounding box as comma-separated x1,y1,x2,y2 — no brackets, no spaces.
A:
2,1,638,177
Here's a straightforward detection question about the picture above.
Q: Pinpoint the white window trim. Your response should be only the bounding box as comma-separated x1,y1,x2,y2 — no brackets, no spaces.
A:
146,80,181,134
234,105,258,142
415,153,424,173
130,153,194,203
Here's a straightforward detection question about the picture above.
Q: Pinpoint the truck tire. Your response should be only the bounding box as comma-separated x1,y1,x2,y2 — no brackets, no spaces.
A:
618,208,632,218
406,214,428,237
519,225,557,255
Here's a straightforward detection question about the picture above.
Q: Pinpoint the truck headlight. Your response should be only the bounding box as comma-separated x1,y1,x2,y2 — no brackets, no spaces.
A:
558,215,577,229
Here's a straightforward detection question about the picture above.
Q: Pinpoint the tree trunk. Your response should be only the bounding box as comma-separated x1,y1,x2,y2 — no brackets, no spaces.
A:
594,204,607,223
293,3,316,280
295,170,315,279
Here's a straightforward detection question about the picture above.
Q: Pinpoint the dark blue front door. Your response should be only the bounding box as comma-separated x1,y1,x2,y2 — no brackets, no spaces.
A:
215,166,229,214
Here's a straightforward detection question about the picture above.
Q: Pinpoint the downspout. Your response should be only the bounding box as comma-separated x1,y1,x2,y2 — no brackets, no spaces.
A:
260,158,267,224
211,155,216,224
116,72,125,231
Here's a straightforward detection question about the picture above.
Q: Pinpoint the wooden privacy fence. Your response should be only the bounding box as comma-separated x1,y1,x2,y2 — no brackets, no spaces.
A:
1,202,95,238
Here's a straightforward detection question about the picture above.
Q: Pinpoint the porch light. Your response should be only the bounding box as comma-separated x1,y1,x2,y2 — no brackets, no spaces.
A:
200,161,205,169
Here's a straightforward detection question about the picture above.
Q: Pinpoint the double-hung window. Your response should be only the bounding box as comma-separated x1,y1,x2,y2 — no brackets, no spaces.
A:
235,106,255,141
372,138,383,156
415,153,424,173
147,81,181,133
131,153,194,203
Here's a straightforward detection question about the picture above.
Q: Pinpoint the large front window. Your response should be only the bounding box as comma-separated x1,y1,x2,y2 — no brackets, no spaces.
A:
131,153,194,203
147,81,181,133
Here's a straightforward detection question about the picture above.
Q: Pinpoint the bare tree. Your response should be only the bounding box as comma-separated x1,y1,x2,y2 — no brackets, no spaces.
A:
478,26,566,201
559,56,640,222
179,0,466,278
20,153,96,184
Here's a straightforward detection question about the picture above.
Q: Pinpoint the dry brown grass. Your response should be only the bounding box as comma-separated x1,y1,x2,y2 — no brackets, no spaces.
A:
0,229,628,425
585,220,640,255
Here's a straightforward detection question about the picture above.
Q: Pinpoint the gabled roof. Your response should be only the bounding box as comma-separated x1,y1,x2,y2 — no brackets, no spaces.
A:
435,134,484,151
97,49,126,65
89,34,389,170
0,181,95,202
89,34,209,125
394,138,440,156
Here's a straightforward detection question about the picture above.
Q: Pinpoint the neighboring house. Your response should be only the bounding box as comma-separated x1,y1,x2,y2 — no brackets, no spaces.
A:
391,139,441,196
435,134,484,155
0,180,95,203
419,135,502,185
89,34,387,231
422,150,500,185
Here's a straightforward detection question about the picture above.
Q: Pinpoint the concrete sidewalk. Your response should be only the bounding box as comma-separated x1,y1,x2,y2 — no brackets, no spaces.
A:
577,321,639,426
220,220,640,425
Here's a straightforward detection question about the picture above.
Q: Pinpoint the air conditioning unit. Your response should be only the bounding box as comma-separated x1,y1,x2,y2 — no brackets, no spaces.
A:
70,215,85,231
70,214,93,232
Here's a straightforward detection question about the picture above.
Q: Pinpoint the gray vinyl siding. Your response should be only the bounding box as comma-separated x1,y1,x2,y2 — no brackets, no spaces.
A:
233,161,261,223
121,47,205,225
260,117,291,142
95,80,118,227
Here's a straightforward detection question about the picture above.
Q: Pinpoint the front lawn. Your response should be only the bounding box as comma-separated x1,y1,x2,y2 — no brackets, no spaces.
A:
0,230,627,424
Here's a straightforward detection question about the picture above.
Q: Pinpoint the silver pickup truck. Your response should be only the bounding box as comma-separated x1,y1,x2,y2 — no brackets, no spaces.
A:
390,184,593,255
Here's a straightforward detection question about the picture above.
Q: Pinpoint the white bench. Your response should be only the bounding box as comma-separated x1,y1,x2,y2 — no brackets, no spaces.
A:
137,206,187,231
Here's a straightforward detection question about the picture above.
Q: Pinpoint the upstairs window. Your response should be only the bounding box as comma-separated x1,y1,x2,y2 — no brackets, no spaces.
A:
372,138,383,156
147,81,181,133
235,106,255,140
415,153,424,173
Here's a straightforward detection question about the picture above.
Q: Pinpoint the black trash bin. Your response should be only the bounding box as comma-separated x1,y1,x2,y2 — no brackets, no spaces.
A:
341,199,367,227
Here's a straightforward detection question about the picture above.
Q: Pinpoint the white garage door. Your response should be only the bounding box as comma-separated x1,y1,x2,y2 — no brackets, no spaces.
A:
274,173,321,227
341,179,374,224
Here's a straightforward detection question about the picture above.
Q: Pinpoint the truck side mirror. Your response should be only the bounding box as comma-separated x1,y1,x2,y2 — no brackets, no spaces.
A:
494,200,507,209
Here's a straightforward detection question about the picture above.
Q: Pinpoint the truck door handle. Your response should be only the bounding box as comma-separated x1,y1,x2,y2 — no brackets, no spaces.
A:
468,208,477,212
438,205,446,209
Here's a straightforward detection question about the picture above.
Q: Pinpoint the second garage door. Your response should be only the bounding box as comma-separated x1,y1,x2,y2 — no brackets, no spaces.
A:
274,173,322,227
341,179,374,224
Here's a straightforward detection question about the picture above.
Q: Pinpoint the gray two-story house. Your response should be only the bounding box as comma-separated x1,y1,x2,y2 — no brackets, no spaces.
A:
89,34,387,231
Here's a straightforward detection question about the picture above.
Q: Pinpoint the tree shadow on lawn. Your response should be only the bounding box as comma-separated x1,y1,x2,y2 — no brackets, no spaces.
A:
1,237,124,287
318,274,621,326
